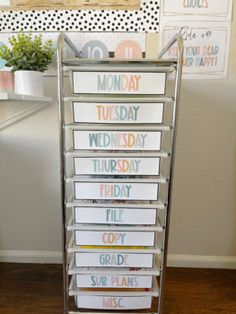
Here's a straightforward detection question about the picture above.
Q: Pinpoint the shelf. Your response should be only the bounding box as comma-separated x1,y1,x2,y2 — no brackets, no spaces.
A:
0,92,52,130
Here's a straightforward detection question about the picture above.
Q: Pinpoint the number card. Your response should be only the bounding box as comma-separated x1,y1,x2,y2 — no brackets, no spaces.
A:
74,157,160,176
73,131,162,151
74,182,159,200
74,207,157,225
75,274,153,288
73,102,164,124
74,231,155,246
76,295,152,310
71,71,167,95
75,252,154,268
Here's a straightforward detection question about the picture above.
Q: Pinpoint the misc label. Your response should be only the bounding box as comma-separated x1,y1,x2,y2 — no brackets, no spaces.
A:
72,71,166,95
74,207,157,225
74,182,159,200
75,252,153,268
76,295,152,310
73,102,164,124
75,231,155,246
75,274,152,288
74,157,160,176
73,131,162,151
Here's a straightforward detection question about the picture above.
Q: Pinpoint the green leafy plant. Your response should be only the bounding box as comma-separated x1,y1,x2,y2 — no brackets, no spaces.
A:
0,33,55,72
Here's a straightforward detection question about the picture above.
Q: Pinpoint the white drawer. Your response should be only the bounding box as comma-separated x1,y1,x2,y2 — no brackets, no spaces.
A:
75,252,154,268
75,295,152,310
74,230,156,247
75,274,153,289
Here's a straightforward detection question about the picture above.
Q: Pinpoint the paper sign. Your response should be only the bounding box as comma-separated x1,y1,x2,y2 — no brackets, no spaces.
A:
74,157,160,176
75,274,153,288
161,22,230,79
75,252,154,267
161,0,232,21
75,231,155,246
74,182,159,200
73,102,164,124
74,207,157,225
73,131,162,151
71,71,166,95
76,295,152,310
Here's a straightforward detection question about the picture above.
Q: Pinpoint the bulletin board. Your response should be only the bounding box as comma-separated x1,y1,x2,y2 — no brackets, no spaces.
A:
0,0,160,32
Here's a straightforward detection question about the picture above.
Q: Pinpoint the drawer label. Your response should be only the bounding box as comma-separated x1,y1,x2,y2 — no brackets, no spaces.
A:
74,157,160,175
73,102,164,124
73,131,162,151
75,252,153,268
75,274,152,288
74,182,159,200
74,207,157,225
72,71,166,95
76,295,152,310
75,231,155,246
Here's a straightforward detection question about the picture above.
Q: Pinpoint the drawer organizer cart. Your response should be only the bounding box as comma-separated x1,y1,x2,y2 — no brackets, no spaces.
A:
57,33,183,314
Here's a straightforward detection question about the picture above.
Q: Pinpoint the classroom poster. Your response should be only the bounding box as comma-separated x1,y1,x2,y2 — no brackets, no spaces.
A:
161,0,232,21
160,22,231,79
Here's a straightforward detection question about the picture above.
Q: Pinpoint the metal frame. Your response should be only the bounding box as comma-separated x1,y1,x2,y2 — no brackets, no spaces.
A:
57,32,183,314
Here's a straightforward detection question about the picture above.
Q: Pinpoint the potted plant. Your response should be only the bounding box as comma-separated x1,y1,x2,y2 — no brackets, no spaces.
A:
0,33,55,97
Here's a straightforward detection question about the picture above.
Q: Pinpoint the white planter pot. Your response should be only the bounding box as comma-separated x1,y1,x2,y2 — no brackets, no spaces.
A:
14,70,44,97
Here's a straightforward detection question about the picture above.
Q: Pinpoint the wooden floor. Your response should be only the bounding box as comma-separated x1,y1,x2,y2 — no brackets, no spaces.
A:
0,263,236,314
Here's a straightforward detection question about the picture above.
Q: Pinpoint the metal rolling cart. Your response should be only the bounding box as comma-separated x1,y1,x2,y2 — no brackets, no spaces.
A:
57,32,183,314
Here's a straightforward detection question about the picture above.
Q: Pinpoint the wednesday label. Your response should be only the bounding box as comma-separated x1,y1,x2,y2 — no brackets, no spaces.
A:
75,231,155,246
73,102,164,124
74,182,159,200
74,207,157,225
72,71,166,94
74,157,160,176
76,295,152,310
75,274,152,288
75,252,154,268
73,131,162,151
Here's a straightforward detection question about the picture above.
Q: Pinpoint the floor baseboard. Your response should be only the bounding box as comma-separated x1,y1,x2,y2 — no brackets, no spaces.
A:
0,250,236,268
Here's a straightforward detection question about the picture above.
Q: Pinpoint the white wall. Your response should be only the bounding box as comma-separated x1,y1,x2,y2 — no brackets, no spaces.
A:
0,7,236,267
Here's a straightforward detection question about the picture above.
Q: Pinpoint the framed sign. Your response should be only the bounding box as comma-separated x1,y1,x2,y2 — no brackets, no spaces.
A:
74,182,159,200
73,157,161,176
74,231,155,246
73,102,164,124
73,131,162,151
75,252,154,267
161,0,232,21
71,71,167,95
74,206,157,225
75,274,153,289
75,295,152,310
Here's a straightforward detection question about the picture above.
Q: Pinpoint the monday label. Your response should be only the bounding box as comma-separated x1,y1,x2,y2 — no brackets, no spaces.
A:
74,207,157,225
73,102,164,124
74,182,159,200
73,131,162,151
74,157,160,176
72,71,166,94
75,274,152,289
75,252,154,268
76,295,152,310
74,231,155,246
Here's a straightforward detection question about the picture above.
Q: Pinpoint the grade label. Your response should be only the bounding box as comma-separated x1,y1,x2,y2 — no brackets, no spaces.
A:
75,231,155,246
75,274,152,288
73,102,164,123
73,131,162,151
74,157,160,176
74,207,157,225
76,295,152,310
75,252,154,268
74,182,159,200
72,71,166,95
